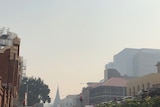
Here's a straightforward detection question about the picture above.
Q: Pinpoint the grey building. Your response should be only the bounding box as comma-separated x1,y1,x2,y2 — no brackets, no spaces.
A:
104,69,121,81
60,95,79,107
53,87,61,107
106,48,160,77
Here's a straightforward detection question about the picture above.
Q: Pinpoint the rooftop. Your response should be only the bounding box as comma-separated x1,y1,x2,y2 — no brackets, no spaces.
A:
102,77,128,87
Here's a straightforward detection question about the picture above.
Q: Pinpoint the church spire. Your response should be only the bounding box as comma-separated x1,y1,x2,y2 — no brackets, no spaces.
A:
53,86,61,107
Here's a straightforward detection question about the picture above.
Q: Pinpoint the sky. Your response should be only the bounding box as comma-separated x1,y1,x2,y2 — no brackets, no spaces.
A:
1,0,160,102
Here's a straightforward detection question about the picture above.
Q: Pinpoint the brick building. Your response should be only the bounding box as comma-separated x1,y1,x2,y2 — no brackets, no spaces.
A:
0,77,3,107
0,29,23,107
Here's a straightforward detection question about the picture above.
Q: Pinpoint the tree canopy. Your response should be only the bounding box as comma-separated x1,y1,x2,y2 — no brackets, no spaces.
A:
18,76,51,106
96,96,160,107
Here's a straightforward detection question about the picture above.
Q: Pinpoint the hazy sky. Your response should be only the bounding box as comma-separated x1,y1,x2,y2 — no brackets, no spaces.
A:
1,0,160,102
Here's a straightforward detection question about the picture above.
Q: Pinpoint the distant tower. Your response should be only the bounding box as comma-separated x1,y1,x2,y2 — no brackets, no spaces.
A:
53,87,61,107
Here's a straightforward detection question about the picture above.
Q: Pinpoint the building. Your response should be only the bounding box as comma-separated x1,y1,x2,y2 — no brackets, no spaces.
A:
81,78,128,105
104,69,121,81
81,82,101,106
106,48,160,77
90,78,128,105
60,95,78,107
127,62,160,96
52,87,81,107
53,87,61,107
0,77,3,107
0,28,23,107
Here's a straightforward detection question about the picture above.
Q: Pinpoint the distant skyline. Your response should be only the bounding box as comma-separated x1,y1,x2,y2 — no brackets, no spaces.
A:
1,0,160,102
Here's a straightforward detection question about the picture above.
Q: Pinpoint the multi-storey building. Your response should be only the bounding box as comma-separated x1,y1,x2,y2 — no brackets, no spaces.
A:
104,69,121,81
127,62,160,96
81,78,128,105
106,48,160,77
0,77,3,107
0,28,23,107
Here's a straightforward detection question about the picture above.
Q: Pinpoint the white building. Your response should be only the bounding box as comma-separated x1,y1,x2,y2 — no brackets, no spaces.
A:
60,95,77,107
106,48,160,77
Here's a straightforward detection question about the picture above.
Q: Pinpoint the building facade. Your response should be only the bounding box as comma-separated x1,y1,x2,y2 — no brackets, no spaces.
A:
60,95,78,107
127,73,160,96
0,28,23,107
127,62,160,96
106,48,160,77
104,69,121,81
81,78,128,105
0,77,3,107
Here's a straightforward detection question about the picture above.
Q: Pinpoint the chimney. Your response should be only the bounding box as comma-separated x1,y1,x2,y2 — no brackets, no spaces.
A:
156,62,160,73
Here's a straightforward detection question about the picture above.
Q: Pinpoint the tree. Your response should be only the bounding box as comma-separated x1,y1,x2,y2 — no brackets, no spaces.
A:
19,76,51,106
